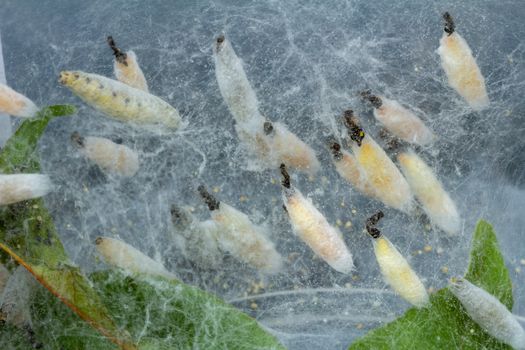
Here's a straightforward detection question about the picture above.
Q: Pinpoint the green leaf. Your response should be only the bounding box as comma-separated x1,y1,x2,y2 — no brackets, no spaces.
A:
0,106,137,350
349,220,513,350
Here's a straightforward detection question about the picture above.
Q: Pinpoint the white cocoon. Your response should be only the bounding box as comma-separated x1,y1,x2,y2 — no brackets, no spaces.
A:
211,202,283,275
397,151,461,235
79,136,139,177
450,278,525,349
95,236,176,279
0,83,38,118
0,174,52,205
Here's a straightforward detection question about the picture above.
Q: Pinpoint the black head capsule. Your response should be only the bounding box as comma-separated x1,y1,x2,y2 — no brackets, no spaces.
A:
70,131,85,148
216,34,225,52
365,211,384,239
360,90,382,109
280,163,291,189
443,12,455,36
327,138,343,161
263,121,275,136
342,110,365,147
170,204,191,227
107,36,128,66
198,185,220,211
379,128,402,153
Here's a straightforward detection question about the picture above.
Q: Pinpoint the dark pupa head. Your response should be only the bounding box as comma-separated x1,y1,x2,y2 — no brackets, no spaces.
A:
198,185,220,211
70,131,85,148
94,237,104,245
215,34,226,52
107,35,128,65
365,211,384,239
342,112,366,147
443,12,455,36
360,90,382,108
170,204,191,226
280,163,291,189
263,121,275,135
326,137,343,161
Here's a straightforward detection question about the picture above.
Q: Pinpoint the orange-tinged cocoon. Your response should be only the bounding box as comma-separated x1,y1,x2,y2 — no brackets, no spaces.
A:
329,141,375,197
0,174,52,205
450,278,525,349
397,151,460,235
198,186,283,275
366,212,428,308
107,36,148,92
71,132,139,177
437,13,489,110
59,71,181,129
280,164,354,273
351,136,413,213
373,97,434,146
95,236,176,279
0,83,38,118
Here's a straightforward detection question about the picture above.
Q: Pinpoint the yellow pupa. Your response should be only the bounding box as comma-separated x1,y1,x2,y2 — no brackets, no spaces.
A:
95,236,176,279
59,70,181,129
198,185,283,275
437,12,489,111
344,112,414,213
366,212,429,308
280,164,354,274
361,91,434,146
397,151,461,235
71,132,139,177
0,83,38,118
107,36,148,92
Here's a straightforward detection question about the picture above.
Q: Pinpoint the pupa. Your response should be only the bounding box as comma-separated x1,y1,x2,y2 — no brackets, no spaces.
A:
107,36,148,92
280,164,354,274
437,12,489,110
450,278,525,349
71,131,140,177
343,111,414,213
366,211,429,308
327,138,376,198
0,83,38,118
170,204,223,268
0,266,38,328
0,174,52,205
59,70,181,129
397,151,461,235
198,185,283,275
361,91,435,146
95,236,176,279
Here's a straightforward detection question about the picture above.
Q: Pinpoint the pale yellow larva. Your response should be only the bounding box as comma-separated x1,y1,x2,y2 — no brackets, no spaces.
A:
198,185,283,275
450,278,525,349
59,71,181,129
366,211,429,308
280,164,354,274
361,91,434,146
95,236,176,280
71,132,139,177
397,151,461,235
437,13,489,111
0,83,38,118
107,36,148,92
0,174,52,205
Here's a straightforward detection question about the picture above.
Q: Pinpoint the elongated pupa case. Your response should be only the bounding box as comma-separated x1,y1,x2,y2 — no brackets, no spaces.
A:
0,266,38,328
280,165,354,273
437,13,489,110
107,36,149,92
198,186,283,274
170,205,223,267
95,236,176,279
213,35,262,124
351,135,414,213
265,121,320,175
59,71,181,129
450,278,525,349
397,151,461,235
71,132,140,177
329,141,376,197
369,96,435,146
0,174,52,206
0,83,38,118
365,214,428,308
